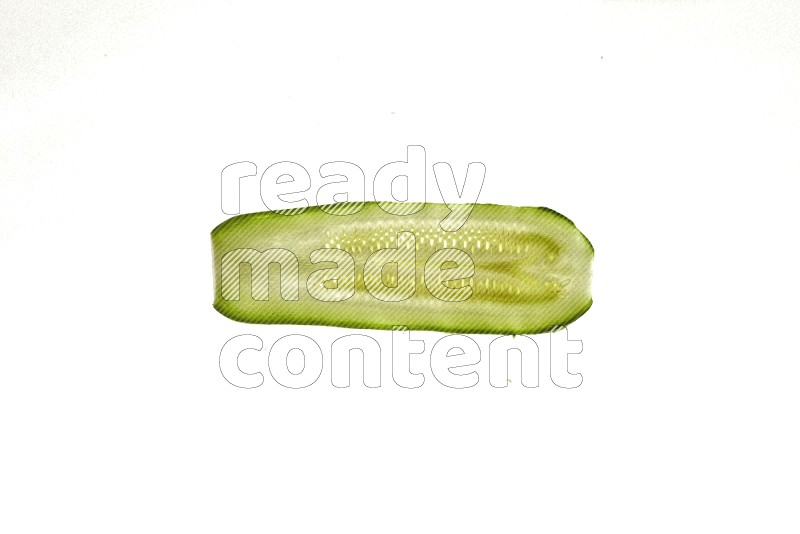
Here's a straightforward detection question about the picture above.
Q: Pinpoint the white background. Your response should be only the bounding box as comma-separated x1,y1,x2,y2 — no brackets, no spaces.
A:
2,1,799,532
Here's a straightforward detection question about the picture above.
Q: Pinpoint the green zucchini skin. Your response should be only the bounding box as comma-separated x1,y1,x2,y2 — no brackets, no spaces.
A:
211,202,593,335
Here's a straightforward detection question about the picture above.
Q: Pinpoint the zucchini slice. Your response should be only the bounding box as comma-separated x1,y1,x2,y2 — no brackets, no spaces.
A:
211,202,593,334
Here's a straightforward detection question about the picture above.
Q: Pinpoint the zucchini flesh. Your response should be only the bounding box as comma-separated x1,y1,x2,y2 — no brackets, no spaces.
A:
211,202,593,335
